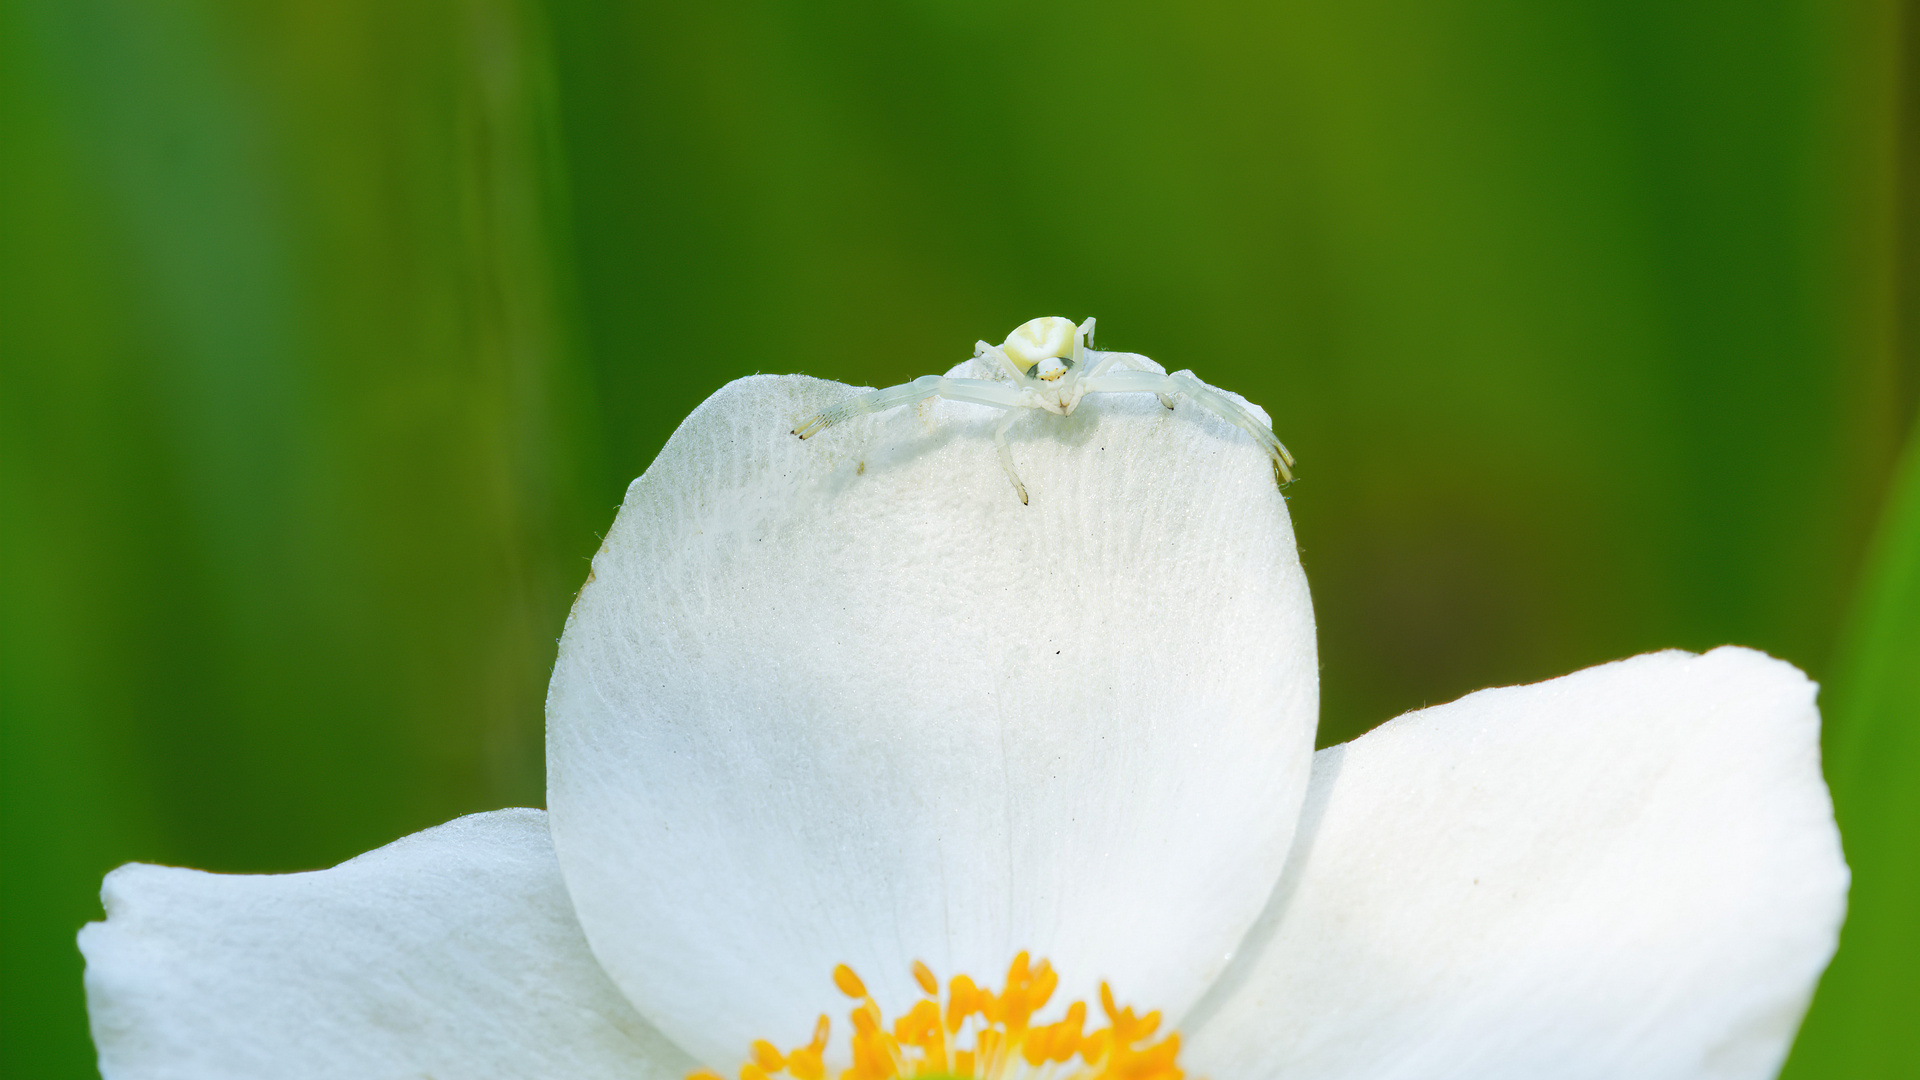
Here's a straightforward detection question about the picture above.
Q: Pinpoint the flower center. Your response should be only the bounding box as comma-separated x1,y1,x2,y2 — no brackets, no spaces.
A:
692,953,1188,1080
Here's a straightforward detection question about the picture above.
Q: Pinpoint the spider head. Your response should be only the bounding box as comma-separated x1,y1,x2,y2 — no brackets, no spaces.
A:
1001,316,1082,382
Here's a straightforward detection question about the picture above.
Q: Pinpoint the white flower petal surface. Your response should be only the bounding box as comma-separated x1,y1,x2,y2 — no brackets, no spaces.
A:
80,809,691,1080
547,371,1317,1065
1185,647,1848,1080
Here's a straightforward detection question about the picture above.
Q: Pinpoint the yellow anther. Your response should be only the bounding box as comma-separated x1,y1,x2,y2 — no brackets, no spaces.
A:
946,974,977,1033
1030,963,1057,1012
976,1028,1003,1068
1081,1028,1111,1065
982,987,1006,1025
1020,1030,1049,1067
834,964,869,999
709,956,1189,1080
1048,1022,1079,1063
893,999,939,1044
1006,951,1031,987
751,1040,785,1071
1051,1001,1087,1063
788,1049,824,1080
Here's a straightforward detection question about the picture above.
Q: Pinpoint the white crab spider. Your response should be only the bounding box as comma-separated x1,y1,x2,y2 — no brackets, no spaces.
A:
792,316,1295,504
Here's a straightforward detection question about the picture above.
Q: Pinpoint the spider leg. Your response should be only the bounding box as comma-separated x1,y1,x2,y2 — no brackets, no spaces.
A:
974,342,1031,382
1079,368,1296,487
994,409,1029,505
1071,317,1095,369
792,376,1024,438
794,375,1032,502
1082,350,1123,379
1082,350,1176,407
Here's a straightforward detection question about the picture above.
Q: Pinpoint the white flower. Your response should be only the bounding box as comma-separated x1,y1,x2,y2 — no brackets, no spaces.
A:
80,373,1847,1080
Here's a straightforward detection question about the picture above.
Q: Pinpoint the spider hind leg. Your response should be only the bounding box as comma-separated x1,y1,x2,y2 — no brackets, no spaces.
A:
1077,367,1295,487
1170,370,1295,486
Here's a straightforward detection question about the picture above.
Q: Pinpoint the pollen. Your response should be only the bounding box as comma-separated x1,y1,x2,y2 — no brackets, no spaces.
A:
693,953,1189,1080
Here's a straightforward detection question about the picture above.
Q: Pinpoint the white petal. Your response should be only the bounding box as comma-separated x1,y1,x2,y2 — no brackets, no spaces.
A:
547,373,1317,1065
1185,647,1848,1080
80,809,692,1080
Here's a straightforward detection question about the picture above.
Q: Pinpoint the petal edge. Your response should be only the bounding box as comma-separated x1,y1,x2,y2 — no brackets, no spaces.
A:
1189,647,1848,1080
82,809,692,1080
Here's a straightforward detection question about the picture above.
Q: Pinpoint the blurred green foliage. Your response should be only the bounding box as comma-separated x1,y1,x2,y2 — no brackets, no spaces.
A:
2,0,601,1070
1785,436,1920,1076
0,0,1910,1076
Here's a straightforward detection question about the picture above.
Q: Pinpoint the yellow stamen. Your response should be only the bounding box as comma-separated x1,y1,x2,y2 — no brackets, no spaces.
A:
696,956,1192,1080
753,1041,787,1071
834,964,869,999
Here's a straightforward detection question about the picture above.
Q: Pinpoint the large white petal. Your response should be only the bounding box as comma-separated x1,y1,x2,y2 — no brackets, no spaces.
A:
80,809,691,1080
1185,647,1848,1080
547,371,1317,1065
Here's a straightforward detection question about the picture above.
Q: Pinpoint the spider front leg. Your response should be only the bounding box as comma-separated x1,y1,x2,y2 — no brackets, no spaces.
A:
792,375,1033,503
1080,368,1296,487
792,375,1024,438
993,409,1029,505
1083,350,1177,409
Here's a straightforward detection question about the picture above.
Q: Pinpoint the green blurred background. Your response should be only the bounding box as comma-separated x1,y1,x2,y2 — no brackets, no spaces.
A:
1,0,1913,1075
